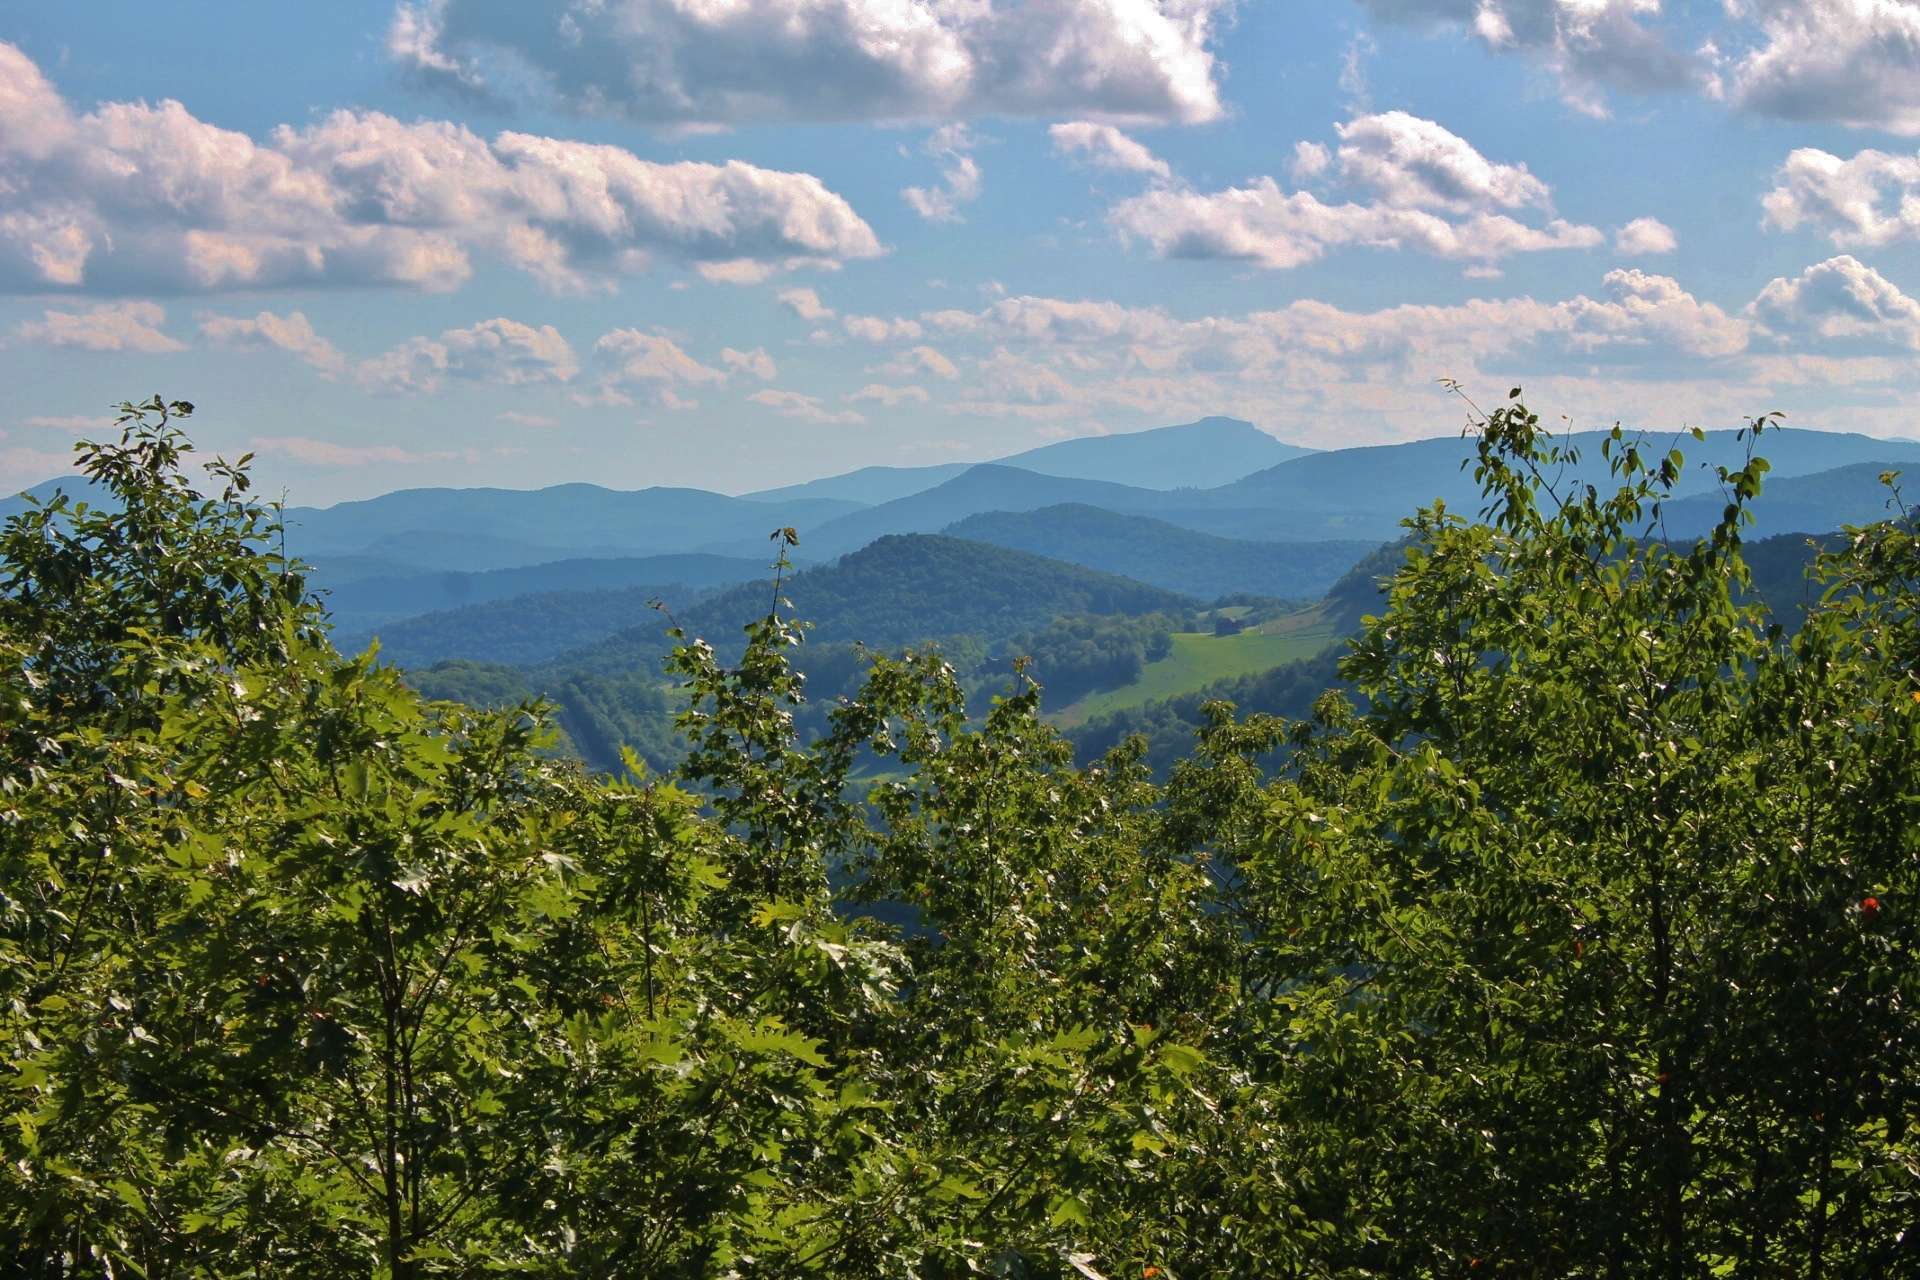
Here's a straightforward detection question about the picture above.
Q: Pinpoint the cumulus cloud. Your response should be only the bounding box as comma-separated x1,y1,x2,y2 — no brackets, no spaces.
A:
14,301,185,352
721,346,779,380
1049,122,1172,180
777,287,836,321
1762,146,1920,248
873,344,961,380
1103,112,1605,272
1333,111,1550,212
845,314,927,342
1615,216,1679,255
848,383,932,406
200,310,348,375
592,329,727,390
1748,255,1920,350
0,41,879,296
749,389,866,424
387,0,1230,127
359,318,580,394
1291,141,1332,182
1110,177,1602,270
1725,0,1920,135
827,272,1760,433
903,125,983,223
1355,0,1704,115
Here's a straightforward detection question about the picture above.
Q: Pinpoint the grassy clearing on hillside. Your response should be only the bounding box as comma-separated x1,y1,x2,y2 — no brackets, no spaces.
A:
1049,608,1339,727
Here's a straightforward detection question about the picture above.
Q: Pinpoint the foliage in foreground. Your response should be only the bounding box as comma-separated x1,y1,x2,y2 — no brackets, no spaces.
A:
3,394,1917,1277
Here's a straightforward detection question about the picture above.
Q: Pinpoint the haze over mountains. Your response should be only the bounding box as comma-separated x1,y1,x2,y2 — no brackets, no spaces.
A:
10,410,1917,775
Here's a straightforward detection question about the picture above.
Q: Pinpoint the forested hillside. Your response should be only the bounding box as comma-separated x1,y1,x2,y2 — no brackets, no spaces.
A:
7,395,1917,1276
945,503,1374,599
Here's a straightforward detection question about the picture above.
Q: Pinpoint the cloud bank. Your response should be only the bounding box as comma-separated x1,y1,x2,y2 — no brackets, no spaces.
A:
0,41,880,296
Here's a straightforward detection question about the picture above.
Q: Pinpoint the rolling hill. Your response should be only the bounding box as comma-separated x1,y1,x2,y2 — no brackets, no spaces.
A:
316,552,767,633
1656,461,1914,541
338,585,694,669
944,504,1376,600
740,463,973,506
800,465,1187,557
553,533,1197,676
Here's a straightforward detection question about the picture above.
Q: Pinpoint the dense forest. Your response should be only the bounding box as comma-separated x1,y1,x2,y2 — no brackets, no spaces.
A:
4,394,1917,1276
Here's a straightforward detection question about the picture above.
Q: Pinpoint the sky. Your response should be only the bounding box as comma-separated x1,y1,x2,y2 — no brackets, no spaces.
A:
2,0,1919,505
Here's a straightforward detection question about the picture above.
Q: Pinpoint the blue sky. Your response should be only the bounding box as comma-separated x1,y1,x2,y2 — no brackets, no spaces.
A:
2,0,1918,503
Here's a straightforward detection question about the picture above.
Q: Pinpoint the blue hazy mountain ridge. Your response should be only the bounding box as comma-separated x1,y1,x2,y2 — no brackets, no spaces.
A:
279,483,865,561
318,552,771,634
995,416,1314,488
1209,427,1920,537
739,463,975,505
11,422,1920,574
942,504,1377,600
800,464,1193,557
1654,462,1917,541
792,426,1920,555
741,416,1312,505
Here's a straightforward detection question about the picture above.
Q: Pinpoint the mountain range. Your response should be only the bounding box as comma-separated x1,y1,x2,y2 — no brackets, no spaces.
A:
11,409,1915,777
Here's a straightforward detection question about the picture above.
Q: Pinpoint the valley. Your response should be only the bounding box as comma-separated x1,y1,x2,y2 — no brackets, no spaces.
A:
16,413,1878,778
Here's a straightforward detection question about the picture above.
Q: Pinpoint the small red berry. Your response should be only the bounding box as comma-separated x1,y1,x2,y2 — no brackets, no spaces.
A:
1861,896,1881,920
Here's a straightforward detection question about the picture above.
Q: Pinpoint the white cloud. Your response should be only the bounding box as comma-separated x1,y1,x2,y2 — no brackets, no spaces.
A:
0,41,879,296
777,287,836,321
748,389,866,424
903,125,983,224
1762,146,1920,248
873,344,961,380
498,410,560,429
592,329,728,391
1110,177,1602,270
1103,113,1603,272
248,436,460,468
14,301,184,352
1569,268,1750,357
1749,255,1920,350
1725,0,1920,135
845,314,927,342
1291,140,1332,182
17,415,111,433
824,271,1760,437
200,310,348,375
388,0,1230,127
1355,0,1705,116
695,259,792,286
1614,216,1679,255
359,318,580,394
848,383,931,406
721,346,779,380
1333,112,1551,212
0,444,84,490
1049,122,1172,180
